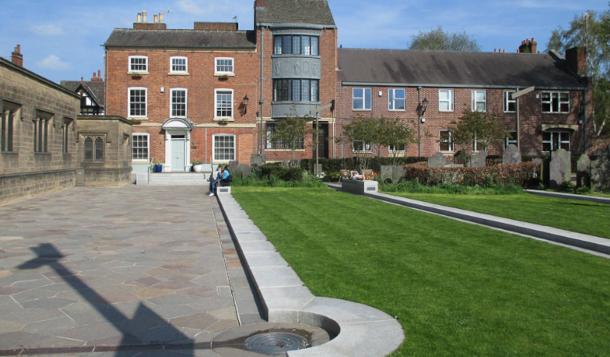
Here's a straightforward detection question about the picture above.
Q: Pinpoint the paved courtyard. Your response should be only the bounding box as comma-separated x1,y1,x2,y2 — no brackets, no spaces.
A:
0,186,256,356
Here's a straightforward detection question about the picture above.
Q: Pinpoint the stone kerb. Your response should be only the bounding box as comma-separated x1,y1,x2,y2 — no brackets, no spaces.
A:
216,193,404,356
341,180,378,195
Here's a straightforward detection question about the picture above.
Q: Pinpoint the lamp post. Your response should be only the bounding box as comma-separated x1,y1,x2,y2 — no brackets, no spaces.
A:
416,87,429,158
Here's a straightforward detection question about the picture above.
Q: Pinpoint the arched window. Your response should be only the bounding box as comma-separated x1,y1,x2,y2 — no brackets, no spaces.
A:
84,137,93,160
95,137,104,160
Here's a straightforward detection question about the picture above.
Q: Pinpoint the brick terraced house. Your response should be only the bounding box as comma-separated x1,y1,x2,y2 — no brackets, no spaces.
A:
103,0,591,172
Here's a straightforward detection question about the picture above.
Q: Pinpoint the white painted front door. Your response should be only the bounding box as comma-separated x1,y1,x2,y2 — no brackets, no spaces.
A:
171,136,186,172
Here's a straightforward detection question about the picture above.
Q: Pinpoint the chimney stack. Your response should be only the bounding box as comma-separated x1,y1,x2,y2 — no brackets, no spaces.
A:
133,10,167,30
97,69,102,80
566,47,587,77
255,0,266,7
11,44,23,67
518,38,537,54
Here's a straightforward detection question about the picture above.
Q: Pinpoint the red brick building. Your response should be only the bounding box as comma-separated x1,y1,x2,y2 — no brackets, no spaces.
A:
103,1,590,172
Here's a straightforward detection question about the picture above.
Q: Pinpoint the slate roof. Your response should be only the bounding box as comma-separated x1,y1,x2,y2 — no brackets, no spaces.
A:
104,29,256,49
60,80,105,107
255,0,335,26
338,48,586,89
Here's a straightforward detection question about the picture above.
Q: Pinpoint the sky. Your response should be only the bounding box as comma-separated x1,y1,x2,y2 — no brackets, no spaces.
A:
0,0,607,83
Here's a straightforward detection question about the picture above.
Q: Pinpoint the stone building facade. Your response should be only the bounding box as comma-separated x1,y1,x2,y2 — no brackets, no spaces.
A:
0,46,135,204
103,0,591,170
0,49,80,203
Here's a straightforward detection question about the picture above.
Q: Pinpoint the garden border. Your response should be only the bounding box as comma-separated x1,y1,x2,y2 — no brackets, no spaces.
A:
216,191,404,357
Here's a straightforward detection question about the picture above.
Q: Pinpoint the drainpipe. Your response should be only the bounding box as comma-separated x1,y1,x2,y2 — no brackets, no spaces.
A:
258,28,265,157
416,87,421,157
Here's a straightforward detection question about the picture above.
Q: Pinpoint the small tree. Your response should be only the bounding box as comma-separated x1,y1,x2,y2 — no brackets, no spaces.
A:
452,110,506,161
270,117,309,166
342,116,383,170
378,117,415,165
409,27,480,52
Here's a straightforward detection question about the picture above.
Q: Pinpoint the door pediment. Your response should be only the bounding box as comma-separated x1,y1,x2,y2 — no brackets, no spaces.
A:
162,118,193,130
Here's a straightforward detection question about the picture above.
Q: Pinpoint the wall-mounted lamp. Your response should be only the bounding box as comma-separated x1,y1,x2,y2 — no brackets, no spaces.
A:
241,95,250,114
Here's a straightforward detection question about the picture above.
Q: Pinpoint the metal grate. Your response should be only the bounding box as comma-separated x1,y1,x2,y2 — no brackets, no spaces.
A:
244,331,309,355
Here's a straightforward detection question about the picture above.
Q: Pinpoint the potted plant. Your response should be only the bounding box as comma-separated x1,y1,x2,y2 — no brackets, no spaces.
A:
192,160,205,172
152,160,163,173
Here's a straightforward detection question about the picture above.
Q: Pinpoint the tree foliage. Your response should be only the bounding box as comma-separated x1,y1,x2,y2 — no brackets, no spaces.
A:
548,7,610,137
409,27,480,52
378,117,415,165
271,117,309,165
452,110,506,154
341,116,415,169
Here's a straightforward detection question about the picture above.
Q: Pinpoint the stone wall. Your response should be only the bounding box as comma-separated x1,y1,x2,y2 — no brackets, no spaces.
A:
0,59,80,204
76,116,133,186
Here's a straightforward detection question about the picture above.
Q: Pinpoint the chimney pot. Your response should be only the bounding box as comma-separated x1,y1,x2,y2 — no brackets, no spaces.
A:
97,69,101,80
11,44,23,67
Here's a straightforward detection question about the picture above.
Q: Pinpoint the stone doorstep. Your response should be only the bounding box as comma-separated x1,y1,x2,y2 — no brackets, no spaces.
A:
526,189,610,205
217,194,405,357
368,191,610,256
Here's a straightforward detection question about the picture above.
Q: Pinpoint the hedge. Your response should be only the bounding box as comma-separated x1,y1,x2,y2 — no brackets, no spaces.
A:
403,162,541,187
300,157,427,173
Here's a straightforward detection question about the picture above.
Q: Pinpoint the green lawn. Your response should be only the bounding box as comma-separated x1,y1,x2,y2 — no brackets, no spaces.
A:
384,192,610,238
233,187,610,356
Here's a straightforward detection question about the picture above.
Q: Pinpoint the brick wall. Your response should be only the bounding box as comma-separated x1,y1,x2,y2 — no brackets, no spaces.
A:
335,85,584,159
105,47,259,165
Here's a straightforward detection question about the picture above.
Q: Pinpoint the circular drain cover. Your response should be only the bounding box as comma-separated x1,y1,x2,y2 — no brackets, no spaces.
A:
244,331,310,354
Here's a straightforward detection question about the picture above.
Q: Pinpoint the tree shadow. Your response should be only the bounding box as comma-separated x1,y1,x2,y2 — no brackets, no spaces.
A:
17,243,196,356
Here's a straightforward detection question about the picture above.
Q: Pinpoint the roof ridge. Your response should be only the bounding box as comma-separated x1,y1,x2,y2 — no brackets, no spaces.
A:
112,28,251,33
340,47,549,56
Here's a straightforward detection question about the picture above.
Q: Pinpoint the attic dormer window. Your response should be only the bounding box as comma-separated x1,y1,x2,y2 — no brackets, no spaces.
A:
129,56,148,73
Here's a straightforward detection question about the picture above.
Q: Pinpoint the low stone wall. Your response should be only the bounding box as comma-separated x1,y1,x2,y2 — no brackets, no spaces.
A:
0,169,76,204
79,166,131,187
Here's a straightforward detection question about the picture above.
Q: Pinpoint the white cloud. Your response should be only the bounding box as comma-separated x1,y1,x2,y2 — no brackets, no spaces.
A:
30,23,64,36
38,55,69,70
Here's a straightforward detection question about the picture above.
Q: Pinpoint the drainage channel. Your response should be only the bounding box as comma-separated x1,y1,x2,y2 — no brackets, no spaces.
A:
212,199,332,356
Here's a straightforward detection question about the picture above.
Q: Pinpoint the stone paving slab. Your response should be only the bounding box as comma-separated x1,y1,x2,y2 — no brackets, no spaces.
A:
0,187,251,356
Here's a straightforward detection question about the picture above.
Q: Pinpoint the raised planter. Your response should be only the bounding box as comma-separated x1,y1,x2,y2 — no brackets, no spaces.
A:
341,180,378,195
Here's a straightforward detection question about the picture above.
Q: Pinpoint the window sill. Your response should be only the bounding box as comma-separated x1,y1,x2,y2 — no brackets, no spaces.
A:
128,71,149,75
214,118,235,122
271,55,321,59
352,109,372,112
168,72,189,76
128,116,148,120
542,112,570,115
132,159,150,163
214,73,235,77
1,151,17,156
265,149,306,152
388,109,406,112
438,110,454,113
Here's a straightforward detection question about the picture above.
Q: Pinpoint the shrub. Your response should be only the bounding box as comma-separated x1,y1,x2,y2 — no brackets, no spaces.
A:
259,164,303,181
403,162,540,187
300,157,427,173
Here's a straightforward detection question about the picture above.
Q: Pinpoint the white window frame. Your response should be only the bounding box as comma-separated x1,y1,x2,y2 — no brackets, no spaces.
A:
215,57,235,76
169,56,188,74
504,90,516,113
388,143,406,153
214,89,234,120
132,133,150,162
128,56,148,74
352,140,372,153
543,131,571,152
505,131,518,148
438,89,454,112
352,87,372,111
169,88,188,118
471,90,487,112
128,87,147,119
439,129,454,152
541,91,570,113
388,88,406,111
212,134,236,162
